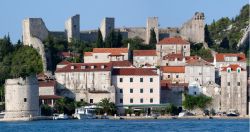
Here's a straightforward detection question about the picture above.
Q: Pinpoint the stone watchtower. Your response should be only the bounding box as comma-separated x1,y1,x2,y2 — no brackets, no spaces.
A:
4,76,40,119
146,17,159,44
180,12,205,43
65,14,80,42
100,17,115,41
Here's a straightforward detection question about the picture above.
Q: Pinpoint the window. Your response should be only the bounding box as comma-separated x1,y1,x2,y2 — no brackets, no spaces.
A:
183,46,186,49
150,98,153,103
237,82,240,86
120,89,123,93
237,69,241,73
24,98,27,102
227,82,230,86
130,88,133,93
168,75,170,78
140,78,143,82
95,55,98,59
176,75,179,78
150,78,153,82
227,69,231,73
120,99,123,103
130,78,133,82
140,88,143,93
120,78,123,82
194,92,196,95
140,98,143,103
90,99,93,103
150,88,153,93
130,98,133,103
80,99,84,102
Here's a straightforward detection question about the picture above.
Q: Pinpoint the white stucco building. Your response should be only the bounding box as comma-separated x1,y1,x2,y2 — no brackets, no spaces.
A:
84,48,129,63
112,68,160,114
160,66,185,83
133,50,157,67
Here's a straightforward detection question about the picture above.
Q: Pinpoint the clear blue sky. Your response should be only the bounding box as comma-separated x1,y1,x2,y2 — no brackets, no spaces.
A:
0,0,248,43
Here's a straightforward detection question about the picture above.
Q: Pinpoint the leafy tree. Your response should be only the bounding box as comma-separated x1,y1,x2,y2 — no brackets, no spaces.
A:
41,104,53,116
0,36,13,61
96,28,104,48
10,46,43,78
165,104,179,115
183,94,212,111
54,97,77,115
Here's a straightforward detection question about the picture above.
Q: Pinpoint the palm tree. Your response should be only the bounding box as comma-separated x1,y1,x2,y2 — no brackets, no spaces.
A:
97,98,116,115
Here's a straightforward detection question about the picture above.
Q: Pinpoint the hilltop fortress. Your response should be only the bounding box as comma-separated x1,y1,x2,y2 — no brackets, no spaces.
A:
22,12,205,72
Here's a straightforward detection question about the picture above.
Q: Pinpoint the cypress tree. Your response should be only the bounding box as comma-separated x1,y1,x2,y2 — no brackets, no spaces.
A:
220,37,230,49
204,24,214,47
116,30,123,47
149,28,157,49
105,29,116,48
96,28,104,48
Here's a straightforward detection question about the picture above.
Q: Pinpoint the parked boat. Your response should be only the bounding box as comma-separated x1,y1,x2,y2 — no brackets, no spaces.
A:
74,105,100,119
53,114,69,120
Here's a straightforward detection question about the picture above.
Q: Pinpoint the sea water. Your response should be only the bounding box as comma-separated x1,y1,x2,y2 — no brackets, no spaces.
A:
0,119,249,132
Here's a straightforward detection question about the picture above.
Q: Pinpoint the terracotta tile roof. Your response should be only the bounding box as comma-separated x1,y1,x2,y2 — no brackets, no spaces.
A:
216,53,246,62
112,68,158,76
84,52,93,56
58,60,71,65
186,58,214,66
57,52,80,58
111,61,133,67
93,48,128,53
161,80,188,89
221,64,245,71
39,95,62,99
108,52,124,56
163,53,183,61
158,37,189,45
55,62,112,73
39,80,56,87
160,66,185,73
133,50,157,56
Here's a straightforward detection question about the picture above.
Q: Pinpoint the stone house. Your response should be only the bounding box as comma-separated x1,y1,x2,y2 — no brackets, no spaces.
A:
161,54,200,66
156,37,190,65
185,58,215,85
133,50,157,67
84,48,129,63
214,53,246,78
220,64,247,116
160,66,185,83
55,62,115,104
39,80,61,107
160,80,188,107
111,68,160,114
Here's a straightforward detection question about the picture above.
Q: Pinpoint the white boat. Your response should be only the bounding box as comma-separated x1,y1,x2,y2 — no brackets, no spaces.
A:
74,105,99,119
53,114,69,120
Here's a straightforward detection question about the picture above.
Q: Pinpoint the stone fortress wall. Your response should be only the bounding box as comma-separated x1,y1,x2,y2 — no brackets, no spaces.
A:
22,12,205,71
4,75,40,119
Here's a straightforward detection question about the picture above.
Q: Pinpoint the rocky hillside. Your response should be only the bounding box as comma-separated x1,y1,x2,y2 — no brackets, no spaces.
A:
205,4,249,56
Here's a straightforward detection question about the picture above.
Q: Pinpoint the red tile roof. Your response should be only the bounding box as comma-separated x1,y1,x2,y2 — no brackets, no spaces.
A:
216,53,246,62
58,60,71,65
112,68,158,76
111,61,133,67
158,37,189,45
186,58,213,66
93,48,128,53
161,80,188,89
221,64,245,71
57,52,80,58
163,53,183,61
133,50,157,56
39,95,62,99
84,52,92,56
39,80,56,87
55,63,112,73
161,66,185,73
